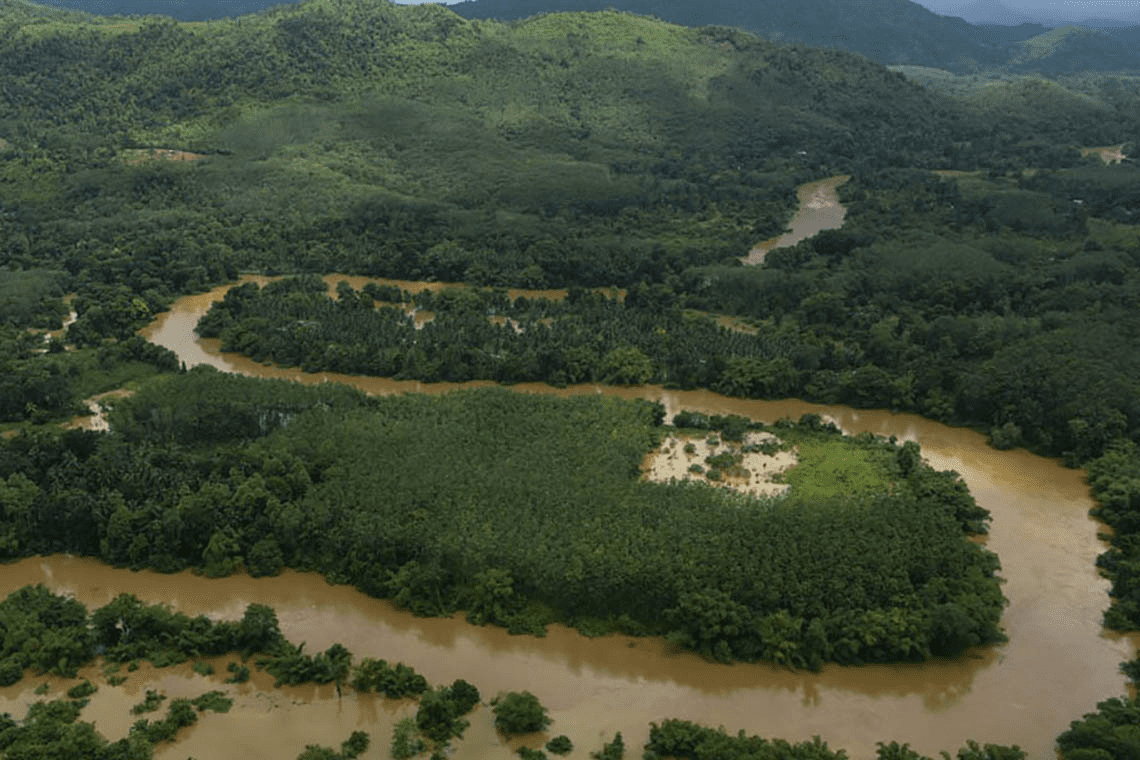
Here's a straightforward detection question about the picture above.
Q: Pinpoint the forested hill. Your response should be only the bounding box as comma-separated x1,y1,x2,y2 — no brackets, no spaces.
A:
2,0,1055,296
450,0,1140,71
15,0,1140,72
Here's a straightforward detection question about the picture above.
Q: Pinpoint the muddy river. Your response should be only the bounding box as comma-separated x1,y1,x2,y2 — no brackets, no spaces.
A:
1,280,1125,759
744,175,850,265
2,176,1134,758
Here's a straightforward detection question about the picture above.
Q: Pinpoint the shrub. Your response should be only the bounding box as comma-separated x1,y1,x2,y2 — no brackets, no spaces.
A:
225,661,250,683
592,732,624,760
391,717,426,760
66,680,96,699
132,690,167,714
492,691,551,735
546,735,573,755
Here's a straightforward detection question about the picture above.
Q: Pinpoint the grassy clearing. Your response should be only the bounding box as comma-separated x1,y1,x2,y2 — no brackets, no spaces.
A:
774,431,898,501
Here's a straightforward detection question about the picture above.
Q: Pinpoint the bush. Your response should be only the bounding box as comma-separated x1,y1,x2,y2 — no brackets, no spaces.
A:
341,730,370,759
226,661,250,683
391,716,426,760
190,690,233,713
66,680,96,699
592,732,624,760
546,735,574,755
350,658,427,697
492,691,551,735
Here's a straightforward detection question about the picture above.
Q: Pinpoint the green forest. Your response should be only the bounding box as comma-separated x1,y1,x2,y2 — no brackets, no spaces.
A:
1,0,1140,757
0,373,1003,667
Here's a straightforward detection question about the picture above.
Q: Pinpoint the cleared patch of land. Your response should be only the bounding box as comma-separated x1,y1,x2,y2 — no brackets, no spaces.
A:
120,148,208,165
643,431,795,498
66,388,134,432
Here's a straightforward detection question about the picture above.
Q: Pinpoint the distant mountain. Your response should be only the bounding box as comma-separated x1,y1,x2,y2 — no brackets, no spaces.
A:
926,0,1140,28
970,22,1050,45
936,0,1032,26
1008,24,1134,71
450,0,1012,68
14,0,1140,72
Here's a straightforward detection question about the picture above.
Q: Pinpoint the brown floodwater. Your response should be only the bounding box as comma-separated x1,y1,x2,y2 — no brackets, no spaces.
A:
36,172,1140,758
744,175,850,265
56,283,1115,757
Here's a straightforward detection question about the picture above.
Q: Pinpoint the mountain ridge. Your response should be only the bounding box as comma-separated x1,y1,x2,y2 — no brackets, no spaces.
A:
448,0,1140,71
10,0,1140,72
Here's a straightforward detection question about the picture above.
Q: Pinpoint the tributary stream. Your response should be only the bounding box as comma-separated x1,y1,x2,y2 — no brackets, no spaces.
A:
5,176,1136,759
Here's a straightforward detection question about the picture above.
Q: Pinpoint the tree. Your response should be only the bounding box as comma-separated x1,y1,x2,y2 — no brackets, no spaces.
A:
247,536,285,577
546,736,574,755
600,346,654,385
592,732,624,760
466,568,519,627
416,687,468,744
445,679,481,715
391,717,426,760
202,528,242,578
237,603,282,653
492,691,551,735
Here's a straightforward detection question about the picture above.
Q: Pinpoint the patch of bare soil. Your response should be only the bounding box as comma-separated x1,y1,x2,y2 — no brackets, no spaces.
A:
65,389,134,432
1080,145,1127,165
643,431,797,499
122,148,208,165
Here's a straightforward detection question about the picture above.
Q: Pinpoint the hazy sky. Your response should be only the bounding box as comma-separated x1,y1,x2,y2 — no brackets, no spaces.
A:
914,0,1140,18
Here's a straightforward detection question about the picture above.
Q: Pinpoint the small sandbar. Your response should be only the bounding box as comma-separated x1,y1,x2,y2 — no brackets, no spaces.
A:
643,431,797,499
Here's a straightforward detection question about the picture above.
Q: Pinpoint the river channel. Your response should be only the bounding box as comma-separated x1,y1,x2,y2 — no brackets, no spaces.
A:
3,175,1135,759
744,175,850,264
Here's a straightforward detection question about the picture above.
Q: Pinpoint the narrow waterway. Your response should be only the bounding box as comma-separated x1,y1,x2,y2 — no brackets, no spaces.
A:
744,175,850,264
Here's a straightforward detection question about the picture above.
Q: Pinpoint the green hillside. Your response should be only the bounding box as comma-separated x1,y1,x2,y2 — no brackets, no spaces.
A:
1009,25,1134,71
451,0,1010,69
1,0,993,295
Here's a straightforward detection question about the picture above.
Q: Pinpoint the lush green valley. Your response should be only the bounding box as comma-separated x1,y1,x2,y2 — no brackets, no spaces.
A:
1,0,1140,757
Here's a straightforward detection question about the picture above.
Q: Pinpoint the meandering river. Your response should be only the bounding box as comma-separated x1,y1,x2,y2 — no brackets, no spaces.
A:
2,176,1135,759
